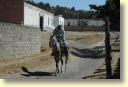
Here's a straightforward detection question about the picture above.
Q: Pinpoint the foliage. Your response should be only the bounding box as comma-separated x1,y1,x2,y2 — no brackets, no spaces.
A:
77,19,88,28
90,0,120,31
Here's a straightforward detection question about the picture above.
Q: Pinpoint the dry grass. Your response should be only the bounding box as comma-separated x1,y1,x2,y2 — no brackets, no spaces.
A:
66,31,105,46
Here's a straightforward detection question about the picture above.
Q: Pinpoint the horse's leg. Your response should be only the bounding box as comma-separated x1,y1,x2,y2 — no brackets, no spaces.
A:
60,54,63,73
65,55,68,72
57,58,60,74
54,55,56,76
65,47,69,72
54,56,59,76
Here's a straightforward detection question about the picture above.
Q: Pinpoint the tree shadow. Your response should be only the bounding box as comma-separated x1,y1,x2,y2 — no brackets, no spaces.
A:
83,73,106,79
21,67,54,77
70,46,106,59
111,49,120,52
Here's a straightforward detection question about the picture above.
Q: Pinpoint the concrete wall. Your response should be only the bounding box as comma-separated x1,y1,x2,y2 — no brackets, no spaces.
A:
65,19,105,27
87,19,105,27
0,22,41,59
54,15,64,27
24,4,40,27
0,0,24,24
43,14,55,30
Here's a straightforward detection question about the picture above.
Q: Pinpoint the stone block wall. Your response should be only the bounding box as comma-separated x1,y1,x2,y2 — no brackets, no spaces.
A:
0,22,41,59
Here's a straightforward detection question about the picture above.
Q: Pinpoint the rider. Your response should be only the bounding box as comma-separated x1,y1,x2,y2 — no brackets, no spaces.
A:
53,25,65,41
51,25,65,56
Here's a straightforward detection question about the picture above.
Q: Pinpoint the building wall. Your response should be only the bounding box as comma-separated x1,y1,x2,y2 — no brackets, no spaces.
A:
0,0,24,24
65,19,105,27
54,15,64,27
87,19,105,26
0,22,41,59
43,14,55,31
65,19,78,26
24,5,40,27
24,3,55,31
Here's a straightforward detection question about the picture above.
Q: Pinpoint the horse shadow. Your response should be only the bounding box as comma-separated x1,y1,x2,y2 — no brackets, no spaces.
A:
70,46,106,59
21,67,54,77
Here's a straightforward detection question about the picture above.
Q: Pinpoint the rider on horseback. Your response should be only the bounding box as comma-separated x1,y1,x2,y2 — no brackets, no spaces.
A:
50,25,65,56
53,25,65,41
49,25,69,74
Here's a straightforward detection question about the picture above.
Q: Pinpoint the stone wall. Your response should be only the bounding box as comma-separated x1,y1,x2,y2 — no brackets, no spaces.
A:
0,22,41,59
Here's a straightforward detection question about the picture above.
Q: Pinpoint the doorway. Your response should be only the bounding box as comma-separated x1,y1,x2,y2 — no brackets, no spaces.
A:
40,16,44,31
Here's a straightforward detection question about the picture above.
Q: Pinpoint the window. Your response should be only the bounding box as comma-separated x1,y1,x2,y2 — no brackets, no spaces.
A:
48,17,50,25
51,18,53,26
68,22,70,26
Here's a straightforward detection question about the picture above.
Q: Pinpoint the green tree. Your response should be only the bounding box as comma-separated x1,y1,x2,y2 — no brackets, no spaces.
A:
89,0,120,79
77,19,88,29
71,7,75,11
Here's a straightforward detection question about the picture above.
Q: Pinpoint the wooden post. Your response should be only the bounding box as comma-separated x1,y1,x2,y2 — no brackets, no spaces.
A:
104,16,112,79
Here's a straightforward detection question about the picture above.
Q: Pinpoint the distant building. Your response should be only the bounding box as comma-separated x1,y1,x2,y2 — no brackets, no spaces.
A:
65,19,105,27
0,0,64,31
54,15,64,28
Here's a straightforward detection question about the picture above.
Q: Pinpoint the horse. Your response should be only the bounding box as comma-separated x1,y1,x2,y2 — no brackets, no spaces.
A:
59,39,69,72
49,35,69,76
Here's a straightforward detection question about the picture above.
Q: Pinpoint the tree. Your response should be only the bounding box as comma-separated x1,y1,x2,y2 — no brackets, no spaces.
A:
90,4,112,79
77,19,88,30
71,7,75,11
89,0,120,79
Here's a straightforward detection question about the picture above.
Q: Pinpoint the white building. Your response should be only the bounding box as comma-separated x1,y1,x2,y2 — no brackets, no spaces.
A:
24,3,64,32
54,15,64,28
65,19,105,27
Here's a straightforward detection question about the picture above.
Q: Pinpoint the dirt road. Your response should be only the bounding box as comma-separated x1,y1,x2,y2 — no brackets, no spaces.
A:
0,31,118,79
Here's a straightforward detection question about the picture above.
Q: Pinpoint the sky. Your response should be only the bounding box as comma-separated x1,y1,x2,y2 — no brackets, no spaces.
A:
33,0,106,11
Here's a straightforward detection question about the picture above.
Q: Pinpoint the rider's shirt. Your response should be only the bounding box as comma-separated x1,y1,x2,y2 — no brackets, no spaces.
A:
53,28,65,41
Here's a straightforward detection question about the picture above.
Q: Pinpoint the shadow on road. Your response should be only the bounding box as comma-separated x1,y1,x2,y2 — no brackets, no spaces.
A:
21,67,54,77
70,46,105,59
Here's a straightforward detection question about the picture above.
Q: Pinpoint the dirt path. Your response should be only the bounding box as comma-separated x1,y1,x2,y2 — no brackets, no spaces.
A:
0,31,112,79
83,32,120,79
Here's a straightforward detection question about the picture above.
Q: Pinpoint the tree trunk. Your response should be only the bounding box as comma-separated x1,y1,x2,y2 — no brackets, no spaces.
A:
104,16,112,79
